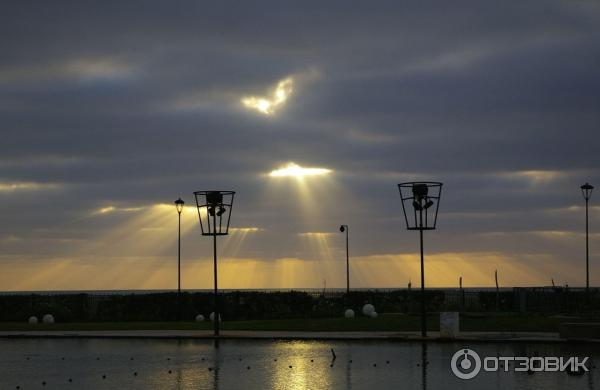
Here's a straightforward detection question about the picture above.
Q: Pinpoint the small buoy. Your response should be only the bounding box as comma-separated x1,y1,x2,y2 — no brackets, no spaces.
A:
168,370,172,374
102,375,106,379
208,368,212,372
239,358,242,361
247,366,251,370
26,357,30,360
289,365,292,368
274,358,277,361
373,363,377,367
16,386,20,389
386,360,390,364
310,359,314,362
167,357,170,361
133,372,138,376
61,357,65,360
349,360,352,363
96,357,100,361
130,357,134,361
329,364,333,367
42,381,46,386
68,378,72,382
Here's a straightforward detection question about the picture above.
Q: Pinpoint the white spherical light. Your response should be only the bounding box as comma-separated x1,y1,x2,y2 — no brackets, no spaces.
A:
28,316,38,324
370,311,378,318
42,314,54,324
344,309,355,319
209,312,222,322
195,314,205,322
362,304,375,316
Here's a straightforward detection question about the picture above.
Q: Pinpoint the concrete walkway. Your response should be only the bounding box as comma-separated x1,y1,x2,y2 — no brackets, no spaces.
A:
0,330,582,343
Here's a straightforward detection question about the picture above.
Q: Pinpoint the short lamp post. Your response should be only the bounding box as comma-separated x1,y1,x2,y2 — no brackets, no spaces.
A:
339,225,349,294
581,183,593,300
194,190,235,336
398,182,442,338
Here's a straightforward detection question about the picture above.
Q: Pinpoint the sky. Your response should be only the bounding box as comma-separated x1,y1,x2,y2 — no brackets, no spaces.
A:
1,1,599,291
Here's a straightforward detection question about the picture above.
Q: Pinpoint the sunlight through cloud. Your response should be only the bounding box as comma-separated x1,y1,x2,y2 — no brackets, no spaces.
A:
242,77,293,115
269,163,332,178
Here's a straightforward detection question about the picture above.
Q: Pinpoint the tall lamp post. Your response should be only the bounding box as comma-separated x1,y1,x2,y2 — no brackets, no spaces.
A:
339,225,350,294
581,183,593,299
194,190,235,336
398,182,442,338
174,198,185,294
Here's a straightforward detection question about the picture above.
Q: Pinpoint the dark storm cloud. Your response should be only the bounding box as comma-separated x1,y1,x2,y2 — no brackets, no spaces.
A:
1,0,599,280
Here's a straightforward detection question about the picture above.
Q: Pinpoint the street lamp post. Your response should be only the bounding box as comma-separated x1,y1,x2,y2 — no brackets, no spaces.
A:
340,225,349,294
194,190,235,336
581,183,593,300
174,198,185,294
398,182,442,338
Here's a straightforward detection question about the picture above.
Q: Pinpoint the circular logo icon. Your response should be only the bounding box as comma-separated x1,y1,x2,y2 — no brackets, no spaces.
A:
451,349,481,380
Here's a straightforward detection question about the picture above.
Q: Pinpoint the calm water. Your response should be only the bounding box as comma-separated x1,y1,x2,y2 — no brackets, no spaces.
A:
0,339,597,389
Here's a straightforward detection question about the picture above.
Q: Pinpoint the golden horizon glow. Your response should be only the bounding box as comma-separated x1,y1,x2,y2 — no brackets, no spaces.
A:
242,77,293,115
0,251,585,291
269,163,332,178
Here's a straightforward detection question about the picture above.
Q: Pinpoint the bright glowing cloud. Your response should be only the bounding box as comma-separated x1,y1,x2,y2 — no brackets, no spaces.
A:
269,163,332,178
242,77,293,115
229,227,264,233
0,181,59,192
94,206,142,215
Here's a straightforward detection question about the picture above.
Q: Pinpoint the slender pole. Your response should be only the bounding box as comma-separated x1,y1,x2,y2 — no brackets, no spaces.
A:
177,210,181,321
585,197,589,300
213,217,219,336
419,208,426,338
345,227,350,294
178,211,181,293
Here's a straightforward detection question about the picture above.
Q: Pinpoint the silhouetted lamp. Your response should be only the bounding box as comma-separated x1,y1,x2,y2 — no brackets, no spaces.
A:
339,224,350,294
398,182,442,337
581,182,593,299
174,198,185,298
194,190,235,336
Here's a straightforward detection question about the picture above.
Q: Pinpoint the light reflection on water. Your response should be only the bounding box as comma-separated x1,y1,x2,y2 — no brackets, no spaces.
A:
0,339,597,389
